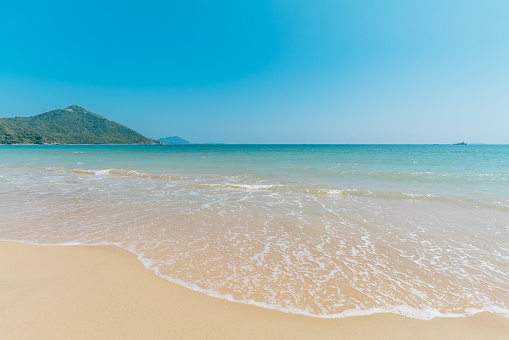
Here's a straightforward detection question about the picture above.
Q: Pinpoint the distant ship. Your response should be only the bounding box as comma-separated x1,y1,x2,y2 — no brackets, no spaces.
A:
453,142,468,145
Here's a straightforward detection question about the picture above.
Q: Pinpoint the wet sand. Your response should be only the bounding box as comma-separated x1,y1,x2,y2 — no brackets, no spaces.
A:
1,240,508,339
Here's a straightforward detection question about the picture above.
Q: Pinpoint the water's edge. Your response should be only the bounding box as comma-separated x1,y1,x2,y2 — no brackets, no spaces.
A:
3,238,508,321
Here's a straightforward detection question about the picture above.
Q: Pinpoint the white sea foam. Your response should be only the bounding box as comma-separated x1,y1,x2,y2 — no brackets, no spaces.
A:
199,183,278,190
93,169,112,175
92,240,509,320
226,183,275,190
4,238,509,320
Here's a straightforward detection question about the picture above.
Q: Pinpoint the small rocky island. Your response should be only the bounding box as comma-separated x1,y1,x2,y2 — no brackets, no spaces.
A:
158,136,190,145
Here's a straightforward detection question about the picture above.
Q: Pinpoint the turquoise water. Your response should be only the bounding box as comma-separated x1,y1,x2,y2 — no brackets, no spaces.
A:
1,144,508,318
2,144,508,201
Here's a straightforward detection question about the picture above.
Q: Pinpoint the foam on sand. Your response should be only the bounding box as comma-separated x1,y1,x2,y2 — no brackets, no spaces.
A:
1,241,508,339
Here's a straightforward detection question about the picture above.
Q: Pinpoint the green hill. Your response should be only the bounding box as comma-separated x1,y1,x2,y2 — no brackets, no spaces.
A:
0,105,156,144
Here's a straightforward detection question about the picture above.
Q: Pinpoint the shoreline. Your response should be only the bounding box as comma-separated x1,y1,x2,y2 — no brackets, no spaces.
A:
1,241,508,339
4,239,506,322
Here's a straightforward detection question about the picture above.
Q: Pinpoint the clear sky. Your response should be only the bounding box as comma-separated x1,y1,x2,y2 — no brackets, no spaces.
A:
1,0,508,143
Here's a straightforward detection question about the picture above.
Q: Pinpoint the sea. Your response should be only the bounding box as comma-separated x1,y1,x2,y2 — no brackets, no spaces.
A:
1,144,508,319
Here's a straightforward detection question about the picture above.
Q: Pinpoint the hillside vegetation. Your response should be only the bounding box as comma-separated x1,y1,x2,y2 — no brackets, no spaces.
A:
0,105,156,144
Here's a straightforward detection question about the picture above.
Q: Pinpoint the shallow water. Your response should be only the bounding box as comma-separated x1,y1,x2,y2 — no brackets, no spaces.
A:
1,144,508,319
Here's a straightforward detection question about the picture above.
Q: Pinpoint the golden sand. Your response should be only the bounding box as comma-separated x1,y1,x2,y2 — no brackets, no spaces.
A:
1,241,508,339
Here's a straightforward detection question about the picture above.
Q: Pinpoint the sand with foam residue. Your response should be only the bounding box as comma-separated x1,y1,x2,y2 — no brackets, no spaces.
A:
1,241,508,339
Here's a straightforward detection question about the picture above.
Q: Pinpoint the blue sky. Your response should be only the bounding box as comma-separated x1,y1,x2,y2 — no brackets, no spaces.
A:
1,0,508,143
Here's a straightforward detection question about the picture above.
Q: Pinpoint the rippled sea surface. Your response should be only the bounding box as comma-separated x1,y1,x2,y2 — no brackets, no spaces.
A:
1,144,508,319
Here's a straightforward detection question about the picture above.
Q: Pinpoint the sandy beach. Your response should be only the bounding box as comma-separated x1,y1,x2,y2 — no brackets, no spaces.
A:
1,241,507,339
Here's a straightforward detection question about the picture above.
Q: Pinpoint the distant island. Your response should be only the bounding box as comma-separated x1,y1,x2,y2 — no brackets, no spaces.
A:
158,136,190,145
0,105,157,145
